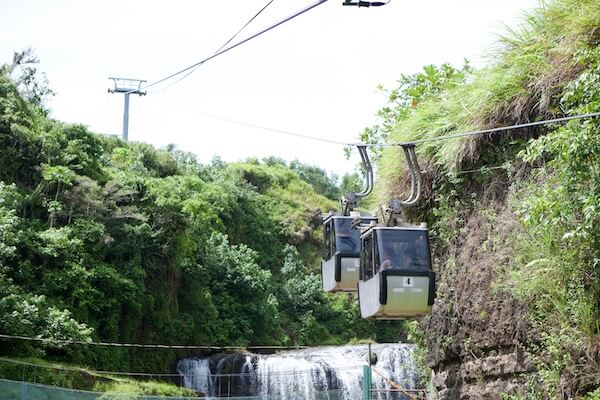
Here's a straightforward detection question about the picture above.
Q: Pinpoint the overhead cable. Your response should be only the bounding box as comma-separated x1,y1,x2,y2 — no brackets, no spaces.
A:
185,110,600,149
193,110,350,145
454,163,513,175
342,0,391,6
0,357,363,378
139,0,329,93
149,0,277,94
214,0,278,53
372,111,600,148
0,333,306,351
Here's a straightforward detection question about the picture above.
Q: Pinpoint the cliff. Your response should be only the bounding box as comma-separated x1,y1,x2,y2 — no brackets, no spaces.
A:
369,0,600,397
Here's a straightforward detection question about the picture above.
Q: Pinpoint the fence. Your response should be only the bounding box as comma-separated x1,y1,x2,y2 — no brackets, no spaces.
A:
0,356,425,399
0,379,353,400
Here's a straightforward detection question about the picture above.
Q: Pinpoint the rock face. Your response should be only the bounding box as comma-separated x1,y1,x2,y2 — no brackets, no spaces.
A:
433,350,536,399
424,199,541,399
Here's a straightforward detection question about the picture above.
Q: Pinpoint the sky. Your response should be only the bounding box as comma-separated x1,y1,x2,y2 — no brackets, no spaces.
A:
1,0,538,176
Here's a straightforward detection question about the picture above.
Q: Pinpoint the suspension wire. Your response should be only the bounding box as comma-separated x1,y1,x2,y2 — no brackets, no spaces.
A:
149,0,277,94
0,333,399,354
172,365,365,378
418,162,516,177
136,0,329,94
454,163,513,175
175,109,600,150
0,333,308,351
0,357,363,378
371,111,600,148
214,0,278,55
189,108,575,149
191,110,350,145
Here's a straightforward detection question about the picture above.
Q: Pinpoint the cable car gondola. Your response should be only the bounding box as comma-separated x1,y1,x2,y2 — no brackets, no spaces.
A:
321,145,375,293
357,144,436,319
358,224,435,319
322,213,376,292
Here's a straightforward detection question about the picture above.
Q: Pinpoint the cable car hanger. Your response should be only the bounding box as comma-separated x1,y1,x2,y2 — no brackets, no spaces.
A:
340,145,373,216
381,143,422,227
342,0,391,7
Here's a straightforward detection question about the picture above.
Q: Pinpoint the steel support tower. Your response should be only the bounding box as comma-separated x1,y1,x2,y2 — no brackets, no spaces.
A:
108,78,146,141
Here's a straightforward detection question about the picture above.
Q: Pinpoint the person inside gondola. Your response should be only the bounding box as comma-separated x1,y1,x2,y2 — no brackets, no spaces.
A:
381,252,392,270
381,241,416,270
381,246,395,270
399,242,415,268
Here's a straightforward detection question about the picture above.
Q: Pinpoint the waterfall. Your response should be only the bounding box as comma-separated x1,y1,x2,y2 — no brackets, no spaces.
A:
176,344,417,399
176,358,213,395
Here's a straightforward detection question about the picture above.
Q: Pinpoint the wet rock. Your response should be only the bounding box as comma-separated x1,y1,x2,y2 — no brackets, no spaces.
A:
461,352,534,381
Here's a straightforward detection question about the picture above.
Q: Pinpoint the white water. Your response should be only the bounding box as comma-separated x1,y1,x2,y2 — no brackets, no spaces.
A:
176,358,213,396
177,344,416,399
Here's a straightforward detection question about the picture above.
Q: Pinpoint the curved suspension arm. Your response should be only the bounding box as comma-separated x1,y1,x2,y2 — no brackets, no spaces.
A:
340,145,374,215
397,144,422,207
355,145,374,198
383,144,422,226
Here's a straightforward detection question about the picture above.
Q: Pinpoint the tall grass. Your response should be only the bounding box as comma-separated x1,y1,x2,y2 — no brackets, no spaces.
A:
375,0,600,204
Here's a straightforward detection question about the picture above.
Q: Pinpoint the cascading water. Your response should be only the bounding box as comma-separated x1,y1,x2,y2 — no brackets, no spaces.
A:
177,358,213,395
176,344,417,399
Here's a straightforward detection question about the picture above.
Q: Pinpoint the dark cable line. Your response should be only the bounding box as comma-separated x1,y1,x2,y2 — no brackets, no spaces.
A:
149,0,276,94
139,0,329,93
193,110,350,145
0,333,307,350
182,109,600,149
214,0,277,53
0,357,363,378
342,0,391,6
454,164,512,175
374,111,600,148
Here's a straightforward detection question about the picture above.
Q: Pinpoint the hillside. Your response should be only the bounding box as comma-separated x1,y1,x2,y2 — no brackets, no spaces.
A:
0,69,402,375
367,0,600,398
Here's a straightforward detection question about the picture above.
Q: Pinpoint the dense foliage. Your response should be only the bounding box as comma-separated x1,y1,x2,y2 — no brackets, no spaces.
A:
0,67,403,374
367,0,600,397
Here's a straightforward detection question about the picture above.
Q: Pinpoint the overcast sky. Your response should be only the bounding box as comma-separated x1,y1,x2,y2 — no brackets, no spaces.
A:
1,0,538,176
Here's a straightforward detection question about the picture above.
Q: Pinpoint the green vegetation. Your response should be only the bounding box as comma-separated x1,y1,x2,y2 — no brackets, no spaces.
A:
366,0,600,397
0,52,404,385
0,357,196,397
94,379,196,397
3,0,599,397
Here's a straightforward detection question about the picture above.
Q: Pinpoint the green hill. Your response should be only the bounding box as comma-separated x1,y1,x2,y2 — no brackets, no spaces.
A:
0,69,402,375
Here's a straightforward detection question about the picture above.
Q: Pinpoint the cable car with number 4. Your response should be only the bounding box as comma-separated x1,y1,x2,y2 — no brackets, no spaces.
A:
358,224,435,319
356,143,436,319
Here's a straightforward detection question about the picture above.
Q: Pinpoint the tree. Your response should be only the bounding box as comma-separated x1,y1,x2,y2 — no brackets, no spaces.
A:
41,164,76,227
355,62,473,160
289,160,339,200
201,233,283,344
1,48,54,114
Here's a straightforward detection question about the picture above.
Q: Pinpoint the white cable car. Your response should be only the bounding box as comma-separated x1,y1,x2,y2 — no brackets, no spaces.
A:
321,214,376,292
321,145,375,293
356,144,436,319
358,225,435,319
